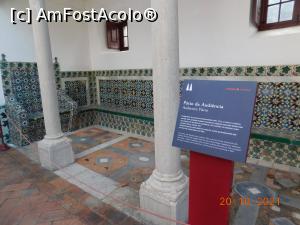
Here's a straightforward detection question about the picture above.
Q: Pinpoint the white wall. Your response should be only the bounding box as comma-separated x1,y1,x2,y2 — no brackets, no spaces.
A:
179,0,300,67
1,0,300,71
86,0,300,70
0,0,91,71
85,0,152,70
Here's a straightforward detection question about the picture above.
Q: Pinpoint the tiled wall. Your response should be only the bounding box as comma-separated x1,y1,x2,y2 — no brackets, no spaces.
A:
0,105,10,144
98,80,153,116
57,69,154,135
59,71,97,106
60,65,299,169
0,58,78,146
60,66,300,132
1,58,299,168
254,82,300,131
180,65,300,76
248,139,299,168
65,80,88,107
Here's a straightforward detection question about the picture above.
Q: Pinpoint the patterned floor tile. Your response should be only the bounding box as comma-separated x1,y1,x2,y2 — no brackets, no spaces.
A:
68,128,121,154
111,137,154,154
77,137,155,190
77,150,128,175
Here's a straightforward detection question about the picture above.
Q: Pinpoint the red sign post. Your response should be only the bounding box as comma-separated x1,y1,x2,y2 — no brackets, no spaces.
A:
189,152,234,225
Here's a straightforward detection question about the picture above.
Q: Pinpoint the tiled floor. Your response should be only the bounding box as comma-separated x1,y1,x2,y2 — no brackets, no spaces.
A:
68,128,122,154
76,137,155,190
5,126,300,225
0,149,142,225
231,163,300,225
59,128,158,224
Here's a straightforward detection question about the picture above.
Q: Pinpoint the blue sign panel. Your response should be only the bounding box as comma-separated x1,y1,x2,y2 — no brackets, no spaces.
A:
172,80,257,162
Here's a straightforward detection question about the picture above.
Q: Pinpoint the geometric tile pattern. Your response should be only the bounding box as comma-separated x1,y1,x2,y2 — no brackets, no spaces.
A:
59,69,153,107
96,79,300,132
98,80,153,116
180,65,300,77
254,82,300,131
96,111,154,137
60,65,300,132
248,138,300,168
88,112,300,168
65,109,154,137
0,105,10,144
65,80,88,107
95,69,152,77
73,110,98,130
10,64,42,114
60,71,97,105
111,137,154,153
77,136,155,190
1,53,299,167
12,111,79,144
92,65,300,77
77,150,129,175
68,127,121,154
0,54,78,146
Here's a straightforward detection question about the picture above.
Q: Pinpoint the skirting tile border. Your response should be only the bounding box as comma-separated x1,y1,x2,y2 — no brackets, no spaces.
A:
66,65,300,77
247,158,300,173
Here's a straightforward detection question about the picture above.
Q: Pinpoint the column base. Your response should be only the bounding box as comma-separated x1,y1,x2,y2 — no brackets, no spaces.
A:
38,136,74,171
139,169,189,225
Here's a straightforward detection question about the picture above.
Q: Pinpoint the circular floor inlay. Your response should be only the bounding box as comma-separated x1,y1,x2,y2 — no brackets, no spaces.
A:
139,156,150,162
130,142,144,148
234,181,275,203
96,157,111,164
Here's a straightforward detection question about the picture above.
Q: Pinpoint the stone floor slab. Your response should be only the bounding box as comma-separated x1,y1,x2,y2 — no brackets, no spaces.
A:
55,163,87,179
0,149,143,225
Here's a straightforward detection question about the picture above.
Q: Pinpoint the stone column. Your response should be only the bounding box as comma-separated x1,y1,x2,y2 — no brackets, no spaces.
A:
29,0,74,170
139,0,189,224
